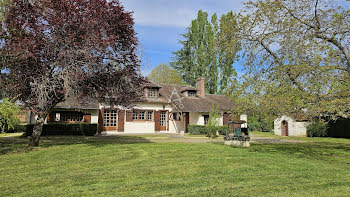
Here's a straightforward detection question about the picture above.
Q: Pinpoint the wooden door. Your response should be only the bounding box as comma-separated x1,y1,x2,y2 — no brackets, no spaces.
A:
117,110,124,132
154,111,160,132
103,109,117,131
160,111,167,131
185,112,189,133
281,120,288,136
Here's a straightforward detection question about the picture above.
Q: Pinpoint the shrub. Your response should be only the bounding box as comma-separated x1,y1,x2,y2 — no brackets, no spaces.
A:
25,123,97,136
307,121,328,137
206,105,220,138
217,126,230,135
188,125,229,135
0,99,20,133
188,125,206,135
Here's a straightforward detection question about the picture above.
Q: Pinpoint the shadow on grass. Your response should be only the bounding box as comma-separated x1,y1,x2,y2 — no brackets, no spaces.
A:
248,141,350,161
0,135,153,155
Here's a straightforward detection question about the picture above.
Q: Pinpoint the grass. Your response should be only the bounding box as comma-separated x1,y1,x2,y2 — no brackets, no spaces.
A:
1,134,350,196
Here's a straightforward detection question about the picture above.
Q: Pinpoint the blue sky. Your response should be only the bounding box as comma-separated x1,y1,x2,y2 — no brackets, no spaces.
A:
122,0,247,76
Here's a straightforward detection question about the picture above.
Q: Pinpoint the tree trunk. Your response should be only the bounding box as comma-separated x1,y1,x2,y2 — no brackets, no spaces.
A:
29,113,46,147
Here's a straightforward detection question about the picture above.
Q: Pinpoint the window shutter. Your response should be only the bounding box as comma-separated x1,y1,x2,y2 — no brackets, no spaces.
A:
83,114,91,123
223,113,231,125
98,109,103,134
154,111,160,131
47,112,55,123
126,110,133,122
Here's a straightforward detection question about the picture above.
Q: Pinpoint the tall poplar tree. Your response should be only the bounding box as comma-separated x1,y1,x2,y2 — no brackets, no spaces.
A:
171,10,241,94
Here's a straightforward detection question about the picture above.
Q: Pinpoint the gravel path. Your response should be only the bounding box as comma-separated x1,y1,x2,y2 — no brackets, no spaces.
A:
111,133,301,144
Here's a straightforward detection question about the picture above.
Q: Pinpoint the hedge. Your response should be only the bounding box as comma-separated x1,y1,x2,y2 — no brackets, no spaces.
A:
306,121,328,137
188,125,229,135
24,123,97,136
188,125,206,135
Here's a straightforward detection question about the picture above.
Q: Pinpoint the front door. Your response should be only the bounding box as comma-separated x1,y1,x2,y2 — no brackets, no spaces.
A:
281,120,288,136
185,112,189,133
160,111,167,131
103,109,117,131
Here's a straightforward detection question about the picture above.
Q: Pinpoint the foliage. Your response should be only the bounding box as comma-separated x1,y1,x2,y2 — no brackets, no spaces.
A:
232,0,350,122
217,125,230,135
327,118,350,138
2,136,350,196
188,125,206,135
0,99,20,133
171,10,241,94
248,116,273,132
0,0,10,21
188,124,229,135
24,123,97,136
307,120,328,137
0,0,145,146
147,64,184,85
206,105,221,138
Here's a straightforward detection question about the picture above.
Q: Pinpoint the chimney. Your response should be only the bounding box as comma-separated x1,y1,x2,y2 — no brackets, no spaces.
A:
197,77,205,97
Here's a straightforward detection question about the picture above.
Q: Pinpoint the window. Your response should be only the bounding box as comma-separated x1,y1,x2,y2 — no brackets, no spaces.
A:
147,111,153,120
139,111,145,120
203,115,209,125
133,110,154,121
55,113,60,122
148,88,158,98
133,111,138,120
57,111,84,122
171,112,181,121
103,110,117,127
188,91,196,97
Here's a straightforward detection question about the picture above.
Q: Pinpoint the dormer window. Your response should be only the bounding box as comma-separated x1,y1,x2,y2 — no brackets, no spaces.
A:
148,88,158,98
188,91,196,97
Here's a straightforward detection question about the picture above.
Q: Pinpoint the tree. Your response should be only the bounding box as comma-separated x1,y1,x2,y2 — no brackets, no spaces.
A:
0,0,145,146
147,64,184,85
206,104,220,138
171,10,241,94
233,0,350,120
0,99,20,133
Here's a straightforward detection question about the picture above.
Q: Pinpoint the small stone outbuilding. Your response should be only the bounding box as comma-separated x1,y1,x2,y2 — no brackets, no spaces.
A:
274,115,309,136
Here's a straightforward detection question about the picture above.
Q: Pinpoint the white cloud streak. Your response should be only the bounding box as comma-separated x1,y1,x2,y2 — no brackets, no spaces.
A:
122,0,245,27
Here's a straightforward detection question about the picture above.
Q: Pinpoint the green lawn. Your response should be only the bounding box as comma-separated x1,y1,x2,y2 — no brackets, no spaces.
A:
1,134,350,196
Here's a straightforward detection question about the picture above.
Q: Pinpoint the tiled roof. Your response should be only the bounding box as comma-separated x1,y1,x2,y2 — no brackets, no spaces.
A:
54,100,99,109
53,82,235,112
154,83,235,113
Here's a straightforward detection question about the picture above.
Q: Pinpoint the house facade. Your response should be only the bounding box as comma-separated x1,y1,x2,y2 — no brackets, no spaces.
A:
28,78,247,134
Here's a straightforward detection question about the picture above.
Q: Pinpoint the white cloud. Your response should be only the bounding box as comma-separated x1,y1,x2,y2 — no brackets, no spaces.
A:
122,0,245,27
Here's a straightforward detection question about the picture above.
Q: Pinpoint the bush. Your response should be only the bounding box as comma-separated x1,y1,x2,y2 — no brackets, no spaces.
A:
188,125,229,135
0,99,20,133
24,123,97,136
217,126,229,135
188,125,206,135
307,121,328,137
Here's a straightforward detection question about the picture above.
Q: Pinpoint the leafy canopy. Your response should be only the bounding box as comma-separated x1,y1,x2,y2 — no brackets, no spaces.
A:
0,0,144,146
232,0,350,121
147,64,184,85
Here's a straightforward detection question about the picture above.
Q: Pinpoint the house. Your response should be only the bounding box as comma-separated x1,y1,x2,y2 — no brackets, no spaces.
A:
274,114,350,138
274,115,309,136
28,78,247,134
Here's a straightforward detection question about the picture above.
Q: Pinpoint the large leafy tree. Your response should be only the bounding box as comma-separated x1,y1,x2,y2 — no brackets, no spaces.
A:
171,10,241,94
0,0,145,146
233,0,350,121
148,64,184,85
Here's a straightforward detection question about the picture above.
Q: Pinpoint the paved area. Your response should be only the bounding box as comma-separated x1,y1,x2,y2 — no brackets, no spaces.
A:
101,133,301,144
